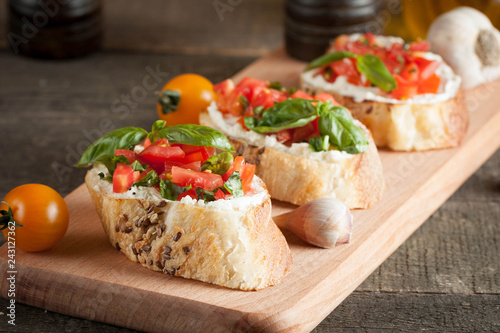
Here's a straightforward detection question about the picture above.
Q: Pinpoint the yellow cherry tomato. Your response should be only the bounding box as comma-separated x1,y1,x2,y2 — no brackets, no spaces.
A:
1,184,69,252
156,73,216,125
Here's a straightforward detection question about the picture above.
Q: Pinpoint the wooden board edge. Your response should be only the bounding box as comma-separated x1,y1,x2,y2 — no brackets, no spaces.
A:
0,258,258,333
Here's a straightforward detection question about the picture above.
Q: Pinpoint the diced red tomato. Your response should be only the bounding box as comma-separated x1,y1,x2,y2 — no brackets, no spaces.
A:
251,88,287,109
113,163,136,193
163,160,202,175
151,138,170,147
172,144,215,160
330,58,365,86
418,73,441,94
177,188,197,201
214,189,226,200
292,122,318,143
290,90,314,100
400,62,419,82
171,166,224,191
314,92,341,105
414,57,441,81
222,156,245,181
213,79,235,113
137,145,185,172
114,149,136,164
236,77,269,103
409,40,430,52
240,163,255,193
143,138,151,148
276,129,293,143
391,75,418,100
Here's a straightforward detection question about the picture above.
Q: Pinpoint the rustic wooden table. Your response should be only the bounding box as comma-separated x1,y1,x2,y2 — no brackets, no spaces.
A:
0,50,499,332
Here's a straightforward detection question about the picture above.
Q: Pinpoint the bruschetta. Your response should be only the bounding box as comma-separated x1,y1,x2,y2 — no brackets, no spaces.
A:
300,33,468,151
77,121,292,291
200,77,385,208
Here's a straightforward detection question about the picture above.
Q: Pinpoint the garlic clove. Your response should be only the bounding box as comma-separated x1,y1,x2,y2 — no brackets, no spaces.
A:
273,198,353,249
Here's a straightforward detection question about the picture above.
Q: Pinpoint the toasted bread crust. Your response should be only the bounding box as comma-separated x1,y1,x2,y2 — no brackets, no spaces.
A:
230,136,385,209
85,170,292,291
301,80,469,151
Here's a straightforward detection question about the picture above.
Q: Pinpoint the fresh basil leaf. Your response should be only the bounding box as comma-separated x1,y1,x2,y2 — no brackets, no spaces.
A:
132,170,159,187
269,82,286,92
356,54,397,92
96,155,130,175
160,180,191,201
158,90,181,115
244,98,318,134
98,172,113,182
224,171,244,198
155,124,234,151
317,103,369,154
131,160,147,172
309,135,330,152
152,120,166,132
305,51,357,71
253,105,264,117
75,127,147,167
201,152,233,175
289,86,298,95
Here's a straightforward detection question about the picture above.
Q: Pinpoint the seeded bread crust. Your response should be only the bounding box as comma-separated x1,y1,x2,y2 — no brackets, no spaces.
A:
85,169,292,291
300,79,469,151
200,112,385,208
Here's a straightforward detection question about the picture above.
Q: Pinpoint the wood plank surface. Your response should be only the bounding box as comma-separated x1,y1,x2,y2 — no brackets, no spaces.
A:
0,0,284,56
1,49,499,332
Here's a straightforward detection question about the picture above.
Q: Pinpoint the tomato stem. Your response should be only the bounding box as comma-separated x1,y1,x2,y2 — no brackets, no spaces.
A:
158,90,181,115
0,201,23,230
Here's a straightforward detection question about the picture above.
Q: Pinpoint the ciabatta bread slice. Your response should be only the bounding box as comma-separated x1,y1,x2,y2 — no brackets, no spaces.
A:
300,34,468,151
200,105,386,209
85,164,292,291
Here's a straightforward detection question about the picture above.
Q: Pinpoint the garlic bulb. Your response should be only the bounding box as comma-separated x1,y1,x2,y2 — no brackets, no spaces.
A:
427,7,500,89
273,198,353,248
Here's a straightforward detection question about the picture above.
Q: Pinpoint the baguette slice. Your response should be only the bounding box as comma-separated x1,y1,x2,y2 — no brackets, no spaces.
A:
85,165,292,291
200,106,386,209
300,34,469,151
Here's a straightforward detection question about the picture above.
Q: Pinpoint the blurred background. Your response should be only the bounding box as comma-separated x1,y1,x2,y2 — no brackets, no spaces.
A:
1,0,500,60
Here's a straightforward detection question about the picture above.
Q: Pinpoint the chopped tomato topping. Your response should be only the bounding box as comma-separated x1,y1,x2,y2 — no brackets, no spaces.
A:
240,163,255,193
114,149,136,164
414,57,440,81
164,160,202,174
290,90,315,100
391,75,418,100
222,156,245,181
214,189,226,200
418,73,441,94
143,138,151,148
275,129,293,143
171,166,224,191
137,145,185,172
151,138,170,147
314,92,341,105
321,33,441,100
113,163,137,193
177,188,197,201
172,144,215,161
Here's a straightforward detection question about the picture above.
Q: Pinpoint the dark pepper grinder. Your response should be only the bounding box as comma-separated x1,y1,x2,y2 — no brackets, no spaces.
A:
7,0,102,59
285,0,385,61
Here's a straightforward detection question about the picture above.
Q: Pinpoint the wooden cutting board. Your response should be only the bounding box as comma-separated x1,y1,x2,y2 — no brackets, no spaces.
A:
1,49,500,333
